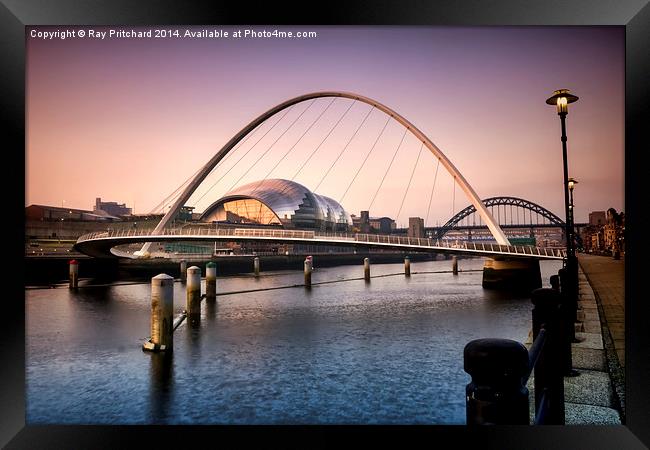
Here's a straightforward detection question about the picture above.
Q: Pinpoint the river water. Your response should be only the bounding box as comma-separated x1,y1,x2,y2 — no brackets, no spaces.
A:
26,257,562,424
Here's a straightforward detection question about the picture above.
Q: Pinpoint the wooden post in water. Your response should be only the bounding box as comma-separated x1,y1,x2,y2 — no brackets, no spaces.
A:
68,259,79,289
304,257,312,288
452,256,458,275
144,273,174,352
404,256,411,277
205,262,217,302
364,257,370,283
254,257,260,277
180,260,187,283
187,266,201,326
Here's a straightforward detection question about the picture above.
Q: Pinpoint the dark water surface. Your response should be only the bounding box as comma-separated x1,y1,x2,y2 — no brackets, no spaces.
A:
26,258,562,424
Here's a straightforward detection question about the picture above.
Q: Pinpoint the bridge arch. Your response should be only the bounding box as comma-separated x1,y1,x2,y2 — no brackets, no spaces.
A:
436,196,564,239
141,91,510,255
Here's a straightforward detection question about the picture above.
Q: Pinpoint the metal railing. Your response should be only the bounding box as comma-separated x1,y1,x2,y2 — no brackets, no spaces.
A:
464,282,569,425
76,227,566,259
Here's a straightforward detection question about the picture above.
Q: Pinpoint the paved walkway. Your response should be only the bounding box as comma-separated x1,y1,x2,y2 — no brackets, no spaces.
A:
576,253,626,421
524,254,625,424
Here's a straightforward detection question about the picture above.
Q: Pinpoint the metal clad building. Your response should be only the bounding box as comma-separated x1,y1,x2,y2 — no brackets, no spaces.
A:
200,179,352,231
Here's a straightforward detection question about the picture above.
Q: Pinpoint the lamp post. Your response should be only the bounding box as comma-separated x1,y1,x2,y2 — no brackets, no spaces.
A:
568,177,578,251
547,89,580,352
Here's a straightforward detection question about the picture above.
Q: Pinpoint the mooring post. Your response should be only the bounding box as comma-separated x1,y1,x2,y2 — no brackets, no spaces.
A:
404,256,411,277
68,259,79,289
304,257,312,288
180,259,187,283
452,256,458,275
464,338,530,425
254,256,260,277
187,266,201,326
531,287,566,424
364,257,370,282
144,273,174,352
206,262,217,302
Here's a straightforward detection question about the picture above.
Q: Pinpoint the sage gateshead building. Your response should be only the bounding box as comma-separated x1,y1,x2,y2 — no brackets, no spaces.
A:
200,179,352,232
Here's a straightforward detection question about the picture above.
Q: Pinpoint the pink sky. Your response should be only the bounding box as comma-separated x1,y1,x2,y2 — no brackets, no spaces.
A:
26,26,624,226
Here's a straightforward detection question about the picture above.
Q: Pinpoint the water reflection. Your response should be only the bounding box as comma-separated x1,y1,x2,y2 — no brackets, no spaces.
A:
149,352,174,423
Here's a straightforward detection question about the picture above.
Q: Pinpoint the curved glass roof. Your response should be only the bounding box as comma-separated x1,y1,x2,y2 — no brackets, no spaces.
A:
200,179,352,229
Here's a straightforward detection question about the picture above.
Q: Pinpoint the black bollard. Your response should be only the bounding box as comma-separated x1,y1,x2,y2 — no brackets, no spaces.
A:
531,288,566,424
559,268,579,345
464,338,530,425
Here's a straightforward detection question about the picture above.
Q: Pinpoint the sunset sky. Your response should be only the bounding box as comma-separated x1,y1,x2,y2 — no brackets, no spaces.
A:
26,26,624,227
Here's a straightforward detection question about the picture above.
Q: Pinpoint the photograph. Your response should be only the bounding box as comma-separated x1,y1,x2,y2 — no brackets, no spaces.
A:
5,1,650,448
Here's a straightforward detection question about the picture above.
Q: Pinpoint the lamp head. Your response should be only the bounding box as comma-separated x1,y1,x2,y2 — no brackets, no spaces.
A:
546,89,579,114
568,177,578,191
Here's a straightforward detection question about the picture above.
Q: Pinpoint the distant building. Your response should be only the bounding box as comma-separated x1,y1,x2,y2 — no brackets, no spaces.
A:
408,217,425,238
179,206,195,221
94,197,132,217
25,204,117,221
589,211,606,227
369,217,396,234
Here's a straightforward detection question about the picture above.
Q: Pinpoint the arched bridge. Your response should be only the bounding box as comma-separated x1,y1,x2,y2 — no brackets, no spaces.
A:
435,197,565,239
74,227,566,260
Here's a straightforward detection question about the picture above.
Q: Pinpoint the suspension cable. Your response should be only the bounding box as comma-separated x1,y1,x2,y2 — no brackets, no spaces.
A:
314,104,374,193
396,141,424,223
425,158,440,227
251,98,335,196
291,100,356,182
368,127,408,211
338,115,391,204
225,103,308,194
192,105,294,207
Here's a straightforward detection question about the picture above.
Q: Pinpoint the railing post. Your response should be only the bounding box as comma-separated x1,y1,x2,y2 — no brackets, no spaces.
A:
452,256,458,275
464,338,530,425
531,288,565,424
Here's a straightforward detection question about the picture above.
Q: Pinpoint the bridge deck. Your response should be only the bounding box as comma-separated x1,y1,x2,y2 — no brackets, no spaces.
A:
74,227,567,260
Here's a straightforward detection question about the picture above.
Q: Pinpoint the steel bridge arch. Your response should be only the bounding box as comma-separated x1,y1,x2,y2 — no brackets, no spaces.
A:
436,196,565,239
140,91,510,255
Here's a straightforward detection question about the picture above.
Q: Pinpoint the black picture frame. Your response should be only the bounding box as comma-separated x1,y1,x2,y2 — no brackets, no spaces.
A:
5,1,649,448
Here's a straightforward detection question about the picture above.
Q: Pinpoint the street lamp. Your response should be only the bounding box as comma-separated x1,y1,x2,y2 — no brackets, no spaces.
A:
547,89,581,353
546,89,579,262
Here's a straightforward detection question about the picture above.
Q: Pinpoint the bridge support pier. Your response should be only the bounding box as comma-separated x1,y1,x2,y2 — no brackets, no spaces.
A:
69,259,79,289
206,262,217,302
482,258,542,291
180,260,187,283
404,256,411,277
452,256,458,275
304,258,312,288
144,273,174,352
254,257,260,277
187,266,201,326
364,258,370,283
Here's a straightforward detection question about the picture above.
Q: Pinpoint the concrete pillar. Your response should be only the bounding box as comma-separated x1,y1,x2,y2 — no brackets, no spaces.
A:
254,256,260,277
68,259,79,289
364,257,370,282
180,260,187,283
404,256,411,277
146,273,174,351
452,256,458,275
206,262,217,302
482,258,542,291
304,257,312,287
187,266,201,326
